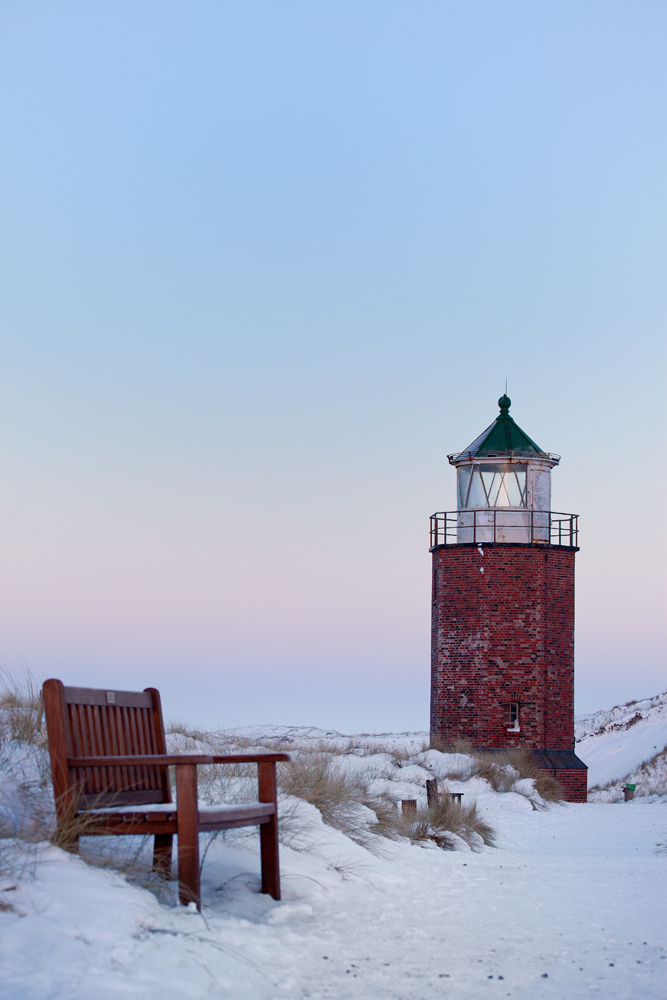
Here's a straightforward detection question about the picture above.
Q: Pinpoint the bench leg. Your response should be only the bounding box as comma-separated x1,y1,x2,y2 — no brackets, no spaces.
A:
153,833,173,879
258,761,281,900
176,764,201,909
259,815,281,900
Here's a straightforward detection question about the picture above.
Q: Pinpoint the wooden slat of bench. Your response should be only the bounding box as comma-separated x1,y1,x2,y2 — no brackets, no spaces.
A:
79,790,167,809
63,686,154,708
199,814,274,832
86,814,274,835
90,802,178,814
210,754,289,764
70,754,216,767
83,818,179,836
89,802,274,820
198,802,275,825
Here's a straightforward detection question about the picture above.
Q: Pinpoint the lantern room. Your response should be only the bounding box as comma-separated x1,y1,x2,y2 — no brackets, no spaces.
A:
430,395,576,547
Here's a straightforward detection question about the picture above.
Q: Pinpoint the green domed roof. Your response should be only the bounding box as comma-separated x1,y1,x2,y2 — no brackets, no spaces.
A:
455,396,547,458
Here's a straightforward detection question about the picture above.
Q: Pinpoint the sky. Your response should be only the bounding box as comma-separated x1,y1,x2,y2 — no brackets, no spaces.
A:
0,0,665,731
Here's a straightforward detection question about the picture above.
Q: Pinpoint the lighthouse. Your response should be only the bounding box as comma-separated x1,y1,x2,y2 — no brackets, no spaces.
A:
429,395,588,802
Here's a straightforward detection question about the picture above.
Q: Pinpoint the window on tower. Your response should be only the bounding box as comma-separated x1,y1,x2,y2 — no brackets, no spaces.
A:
503,703,520,731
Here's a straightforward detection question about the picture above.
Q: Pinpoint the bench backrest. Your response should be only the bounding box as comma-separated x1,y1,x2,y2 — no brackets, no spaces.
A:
43,678,172,812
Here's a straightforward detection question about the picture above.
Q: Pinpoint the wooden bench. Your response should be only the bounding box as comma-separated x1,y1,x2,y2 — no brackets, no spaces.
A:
42,679,289,910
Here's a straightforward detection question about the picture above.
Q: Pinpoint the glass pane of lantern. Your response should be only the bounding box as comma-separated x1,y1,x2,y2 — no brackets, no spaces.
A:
475,463,528,507
457,466,472,508
480,467,500,503
481,464,515,506
494,476,513,507
465,467,487,508
504,465,527,506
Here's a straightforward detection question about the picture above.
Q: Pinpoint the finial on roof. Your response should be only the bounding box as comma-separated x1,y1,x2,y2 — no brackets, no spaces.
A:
498,394,511,416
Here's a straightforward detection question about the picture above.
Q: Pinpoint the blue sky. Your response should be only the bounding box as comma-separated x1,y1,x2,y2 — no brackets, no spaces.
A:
0,1,665,729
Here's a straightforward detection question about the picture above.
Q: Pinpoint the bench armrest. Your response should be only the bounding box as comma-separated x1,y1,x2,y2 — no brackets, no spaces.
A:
209,754,290,764
68,753,290,768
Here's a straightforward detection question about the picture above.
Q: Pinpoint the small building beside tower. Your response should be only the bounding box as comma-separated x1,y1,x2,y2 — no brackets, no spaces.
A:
429,395,588,802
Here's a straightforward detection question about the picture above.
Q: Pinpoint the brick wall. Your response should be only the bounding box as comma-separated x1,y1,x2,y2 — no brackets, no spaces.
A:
430,543,576,751
544,768,587,803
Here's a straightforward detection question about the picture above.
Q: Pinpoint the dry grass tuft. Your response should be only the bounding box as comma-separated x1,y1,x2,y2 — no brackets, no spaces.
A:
277,752,372,842
532,772,564,803
0,667,45,747
470,757,517,793
389,797,496,851
429,737,563,803
0,669,54,883
475,747,563,803
276,751,404,849
275,751,498,851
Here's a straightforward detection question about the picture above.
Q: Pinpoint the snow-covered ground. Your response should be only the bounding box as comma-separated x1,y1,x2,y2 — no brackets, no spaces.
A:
1,794,665,999
1,712,666,999
575,692,667,796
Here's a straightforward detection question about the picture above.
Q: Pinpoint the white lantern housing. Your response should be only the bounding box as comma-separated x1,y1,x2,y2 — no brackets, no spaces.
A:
448,395,560,543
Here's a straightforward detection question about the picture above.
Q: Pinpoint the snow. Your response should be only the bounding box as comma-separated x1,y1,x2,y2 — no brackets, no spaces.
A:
575,692,667,789
2,797,666,999
1,716,666,998
574,693,667,742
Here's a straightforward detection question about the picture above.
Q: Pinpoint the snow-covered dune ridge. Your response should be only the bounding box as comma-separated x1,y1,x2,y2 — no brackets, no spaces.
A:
0,719,553,873
165,723,553,826
575,691,667,798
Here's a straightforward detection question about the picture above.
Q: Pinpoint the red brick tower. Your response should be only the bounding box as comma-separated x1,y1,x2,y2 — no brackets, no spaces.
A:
429,396,587,801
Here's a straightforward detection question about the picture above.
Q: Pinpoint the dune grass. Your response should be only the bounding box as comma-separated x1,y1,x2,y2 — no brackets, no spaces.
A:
0,666,45,748
433,739,563,803
390,796,496,851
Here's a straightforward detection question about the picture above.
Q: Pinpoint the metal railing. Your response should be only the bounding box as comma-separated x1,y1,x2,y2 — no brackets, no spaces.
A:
429,510,579,549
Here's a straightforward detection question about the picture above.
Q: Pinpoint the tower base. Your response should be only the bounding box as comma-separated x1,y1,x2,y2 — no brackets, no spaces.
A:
532,748,588,803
